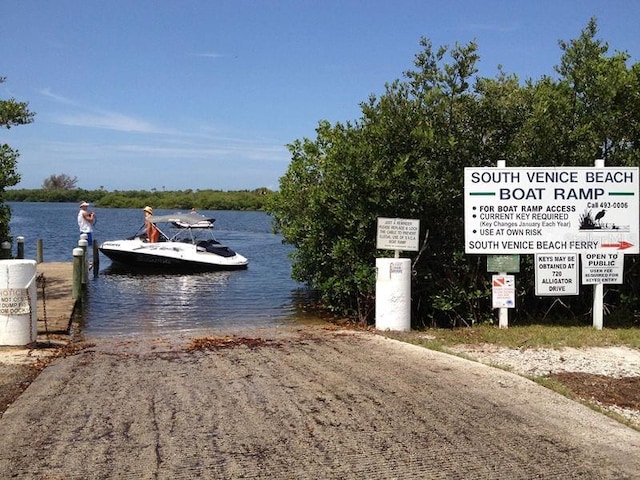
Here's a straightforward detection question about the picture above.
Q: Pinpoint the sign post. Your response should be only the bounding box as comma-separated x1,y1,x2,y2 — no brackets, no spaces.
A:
486,249,520,328
465,161,639,329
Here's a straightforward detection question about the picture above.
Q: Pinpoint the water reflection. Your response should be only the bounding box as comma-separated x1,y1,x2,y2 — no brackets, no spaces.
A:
84,266,296,338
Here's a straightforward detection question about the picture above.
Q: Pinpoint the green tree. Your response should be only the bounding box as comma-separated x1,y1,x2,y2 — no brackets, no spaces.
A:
555,18,639,165
270,19,640,327
542,18,639,319
271,39,490,326
0,77,34,242
514,17,640,168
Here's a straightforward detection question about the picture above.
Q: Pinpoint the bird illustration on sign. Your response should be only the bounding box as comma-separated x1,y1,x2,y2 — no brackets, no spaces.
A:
579,208,619,231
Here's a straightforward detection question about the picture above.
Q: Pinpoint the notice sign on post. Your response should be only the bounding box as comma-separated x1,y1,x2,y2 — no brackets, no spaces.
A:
581,252,624,284
376,218,420,251
0,288,31,315
464,167,639,254
492,275,515,308
535,253,579,296
487,254,520,273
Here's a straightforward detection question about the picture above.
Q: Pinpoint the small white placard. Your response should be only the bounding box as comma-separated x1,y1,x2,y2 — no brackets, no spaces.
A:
535,253,579,296
581,252,624,284
376,218,420,251
492,275,515,308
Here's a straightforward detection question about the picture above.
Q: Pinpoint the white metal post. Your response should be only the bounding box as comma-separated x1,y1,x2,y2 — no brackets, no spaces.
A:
496,160,509,328
498,271,509,328
593,159,605,330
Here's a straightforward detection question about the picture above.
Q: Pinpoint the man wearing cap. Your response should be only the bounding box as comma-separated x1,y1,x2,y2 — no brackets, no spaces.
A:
78,201,96,245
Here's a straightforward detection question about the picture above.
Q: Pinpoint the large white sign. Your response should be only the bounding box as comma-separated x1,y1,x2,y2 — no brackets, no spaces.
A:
465,167,639,254
376,218,420,251
535,253,579,296
581,252,624,284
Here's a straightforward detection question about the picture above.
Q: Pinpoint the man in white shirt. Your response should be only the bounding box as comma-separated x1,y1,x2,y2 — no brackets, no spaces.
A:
77,201,96,245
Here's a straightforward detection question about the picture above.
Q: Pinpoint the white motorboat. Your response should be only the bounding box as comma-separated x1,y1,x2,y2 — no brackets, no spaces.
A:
99,213,249,271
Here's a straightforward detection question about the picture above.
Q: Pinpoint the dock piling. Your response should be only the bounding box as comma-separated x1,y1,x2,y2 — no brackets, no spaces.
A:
1,241,10,259
36,239,43,263
16,236,25,259
72,247,84,300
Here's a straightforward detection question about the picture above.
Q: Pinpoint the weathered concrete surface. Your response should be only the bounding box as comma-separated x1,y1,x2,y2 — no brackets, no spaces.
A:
0,327,638,479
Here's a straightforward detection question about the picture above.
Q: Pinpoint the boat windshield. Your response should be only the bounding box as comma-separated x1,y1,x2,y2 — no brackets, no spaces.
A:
148,213,215,227
129,213,218,244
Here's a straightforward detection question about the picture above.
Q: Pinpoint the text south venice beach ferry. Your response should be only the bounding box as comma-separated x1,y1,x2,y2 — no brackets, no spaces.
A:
468,239,599,252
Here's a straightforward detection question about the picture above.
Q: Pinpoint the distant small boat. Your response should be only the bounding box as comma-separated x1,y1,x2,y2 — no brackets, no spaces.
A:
99,213,248,272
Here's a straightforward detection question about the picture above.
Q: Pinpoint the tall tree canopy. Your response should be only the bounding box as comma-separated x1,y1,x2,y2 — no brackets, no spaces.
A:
42,173,78,190
269,18,640,327
0,77,35,242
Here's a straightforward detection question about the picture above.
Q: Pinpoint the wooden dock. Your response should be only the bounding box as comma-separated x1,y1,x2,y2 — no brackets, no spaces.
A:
36,262,78,336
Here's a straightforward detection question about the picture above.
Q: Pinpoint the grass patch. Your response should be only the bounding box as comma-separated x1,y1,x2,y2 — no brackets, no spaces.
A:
532,375,575,398
385,324,640,350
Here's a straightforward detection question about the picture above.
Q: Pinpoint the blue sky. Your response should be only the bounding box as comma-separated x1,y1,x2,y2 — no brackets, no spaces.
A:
1,1,638,191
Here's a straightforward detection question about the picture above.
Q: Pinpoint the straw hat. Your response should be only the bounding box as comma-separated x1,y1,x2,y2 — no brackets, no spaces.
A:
143,206,153,214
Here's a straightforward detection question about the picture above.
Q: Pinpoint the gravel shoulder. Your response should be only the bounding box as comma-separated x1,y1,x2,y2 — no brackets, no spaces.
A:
0,325,639,479
446,343,640,427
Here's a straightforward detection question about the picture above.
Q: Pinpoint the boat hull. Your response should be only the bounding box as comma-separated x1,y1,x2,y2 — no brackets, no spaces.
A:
99,240,248,272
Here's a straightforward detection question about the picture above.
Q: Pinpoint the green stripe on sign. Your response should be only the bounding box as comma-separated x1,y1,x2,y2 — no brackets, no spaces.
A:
470,192,496,196
608,192,634,196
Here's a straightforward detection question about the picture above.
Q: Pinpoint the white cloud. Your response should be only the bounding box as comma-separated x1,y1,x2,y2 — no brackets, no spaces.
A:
191,52,225,59
116,141,287,162
54,111,159,133
37,88,163,133
37,88,77,105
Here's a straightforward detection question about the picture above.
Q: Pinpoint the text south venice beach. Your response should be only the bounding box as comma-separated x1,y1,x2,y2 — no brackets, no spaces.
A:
470,169,635,200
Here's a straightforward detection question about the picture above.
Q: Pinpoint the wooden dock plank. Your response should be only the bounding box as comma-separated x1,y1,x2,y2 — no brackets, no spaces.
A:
36,262,78,335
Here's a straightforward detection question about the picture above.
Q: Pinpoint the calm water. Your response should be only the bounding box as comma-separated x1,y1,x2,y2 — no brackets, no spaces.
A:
8,202,310,338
